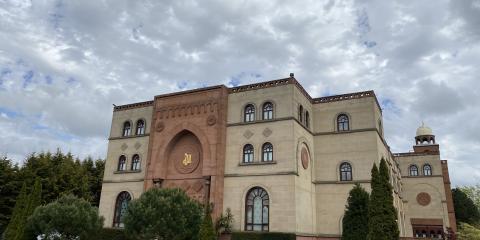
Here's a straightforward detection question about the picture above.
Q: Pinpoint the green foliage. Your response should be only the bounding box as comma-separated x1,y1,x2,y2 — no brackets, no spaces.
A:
1,151,104,238
20,150,105,206
367,160,399,240
342,183,369,240
3,183,28,240
457,223,480,240
198,204,216,240
231,232,296,240
459,185,480,210
98,228,128,240
0,157,21,235
123,188,203,240
215,208,234,236
453,188,480,225
23,195,104,240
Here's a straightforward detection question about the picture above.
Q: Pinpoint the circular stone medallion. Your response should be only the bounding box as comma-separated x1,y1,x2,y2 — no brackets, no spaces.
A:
156,122,165,132
172,144,201,174
301,147,309,170
416,192,431,206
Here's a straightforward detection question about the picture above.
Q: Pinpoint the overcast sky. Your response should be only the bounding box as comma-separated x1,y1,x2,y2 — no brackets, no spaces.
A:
0,0,479,186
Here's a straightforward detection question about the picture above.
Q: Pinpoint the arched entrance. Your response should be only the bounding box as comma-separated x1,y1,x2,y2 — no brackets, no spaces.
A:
161,130,209,203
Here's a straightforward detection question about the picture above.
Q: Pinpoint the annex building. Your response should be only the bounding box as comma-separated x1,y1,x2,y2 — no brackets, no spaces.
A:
98,75,456,239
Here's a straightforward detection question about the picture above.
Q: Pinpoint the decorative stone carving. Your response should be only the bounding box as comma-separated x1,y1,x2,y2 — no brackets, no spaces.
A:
417,192,431,206
192,181,203,192
207,115,217,126
134,142,141,150
121,143,128,151
301,147,309,170
263,128,273,137
156,121,165,132
155,100,218,119
243,130,254,139
173,145,200,174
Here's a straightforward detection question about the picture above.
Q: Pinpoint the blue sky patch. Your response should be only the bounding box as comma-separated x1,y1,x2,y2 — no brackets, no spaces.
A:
22,70,34,88
228,72,262,87
45,75,53,84
33,123,76,141
0,107,21,119
364,41,377,48
381,98,401,115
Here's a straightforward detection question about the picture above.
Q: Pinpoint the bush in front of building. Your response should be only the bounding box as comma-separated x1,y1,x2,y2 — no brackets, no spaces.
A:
123,188,203,240
98,228,128,240
457,222,480,240
198,204,216,240
23,194,104,240
231,232,296,240
342,183,370,240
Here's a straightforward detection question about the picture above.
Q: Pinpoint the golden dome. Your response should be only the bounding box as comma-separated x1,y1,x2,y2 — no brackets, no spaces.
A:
416,122,433,136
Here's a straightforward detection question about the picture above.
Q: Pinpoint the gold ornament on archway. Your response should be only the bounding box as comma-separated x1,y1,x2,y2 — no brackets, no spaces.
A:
182,153,192,166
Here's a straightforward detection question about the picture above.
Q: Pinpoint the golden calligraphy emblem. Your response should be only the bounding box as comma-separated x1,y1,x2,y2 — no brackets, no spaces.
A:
182,153,192,166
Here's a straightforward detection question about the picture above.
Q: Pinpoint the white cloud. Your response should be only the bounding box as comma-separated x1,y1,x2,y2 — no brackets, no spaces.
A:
0,0,479,186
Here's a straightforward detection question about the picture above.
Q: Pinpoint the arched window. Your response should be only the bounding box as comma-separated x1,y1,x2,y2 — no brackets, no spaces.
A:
118,155,126,171
122,121,131,136
423,164,432,176
409,165,419,176
244,104,255,122
262,143,273,162
136,119,145,135
243,144,254,163
340,162,352,181
298,105,303,123
262,102,273,120
113,191,131,228
337,114,349,131
305,111,310,128
245,187,269,231
131,154,140,171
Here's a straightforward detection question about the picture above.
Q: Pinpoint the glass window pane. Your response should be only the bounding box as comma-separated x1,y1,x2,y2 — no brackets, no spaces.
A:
263,206,269,223
253,196,262,225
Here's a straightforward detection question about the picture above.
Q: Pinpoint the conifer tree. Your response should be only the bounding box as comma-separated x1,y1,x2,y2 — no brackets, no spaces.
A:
367,160,399,240
0,157,21,235
342,183,369,240
198,204,217,240
3,183,27,240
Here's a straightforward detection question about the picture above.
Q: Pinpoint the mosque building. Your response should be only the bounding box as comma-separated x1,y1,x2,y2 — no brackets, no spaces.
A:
98,75,455,239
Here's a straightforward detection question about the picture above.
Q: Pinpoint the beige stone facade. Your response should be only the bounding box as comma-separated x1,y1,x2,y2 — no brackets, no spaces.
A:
98,76,455,239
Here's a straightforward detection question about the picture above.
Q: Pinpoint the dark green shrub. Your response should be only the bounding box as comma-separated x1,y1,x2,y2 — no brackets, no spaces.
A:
231,232,296,240
98,228,128,240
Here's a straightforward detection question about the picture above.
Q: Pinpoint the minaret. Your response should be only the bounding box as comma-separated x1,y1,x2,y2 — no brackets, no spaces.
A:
413,122,439,153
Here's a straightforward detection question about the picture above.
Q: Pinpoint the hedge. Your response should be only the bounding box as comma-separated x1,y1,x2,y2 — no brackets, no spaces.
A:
231,232,296,240
98,228,128,240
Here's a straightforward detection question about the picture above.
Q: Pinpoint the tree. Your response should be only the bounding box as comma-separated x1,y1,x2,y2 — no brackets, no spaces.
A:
123,188,203,240
3,179,42,240
215,208,233,236
452,188,480,225
19,150,105,206
0,157,21,235
342,183,369,240
459,185,480,213
198,204,216,240
23,195,104,240
457,223,480,240
3,183,28,240
367,159,399,240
